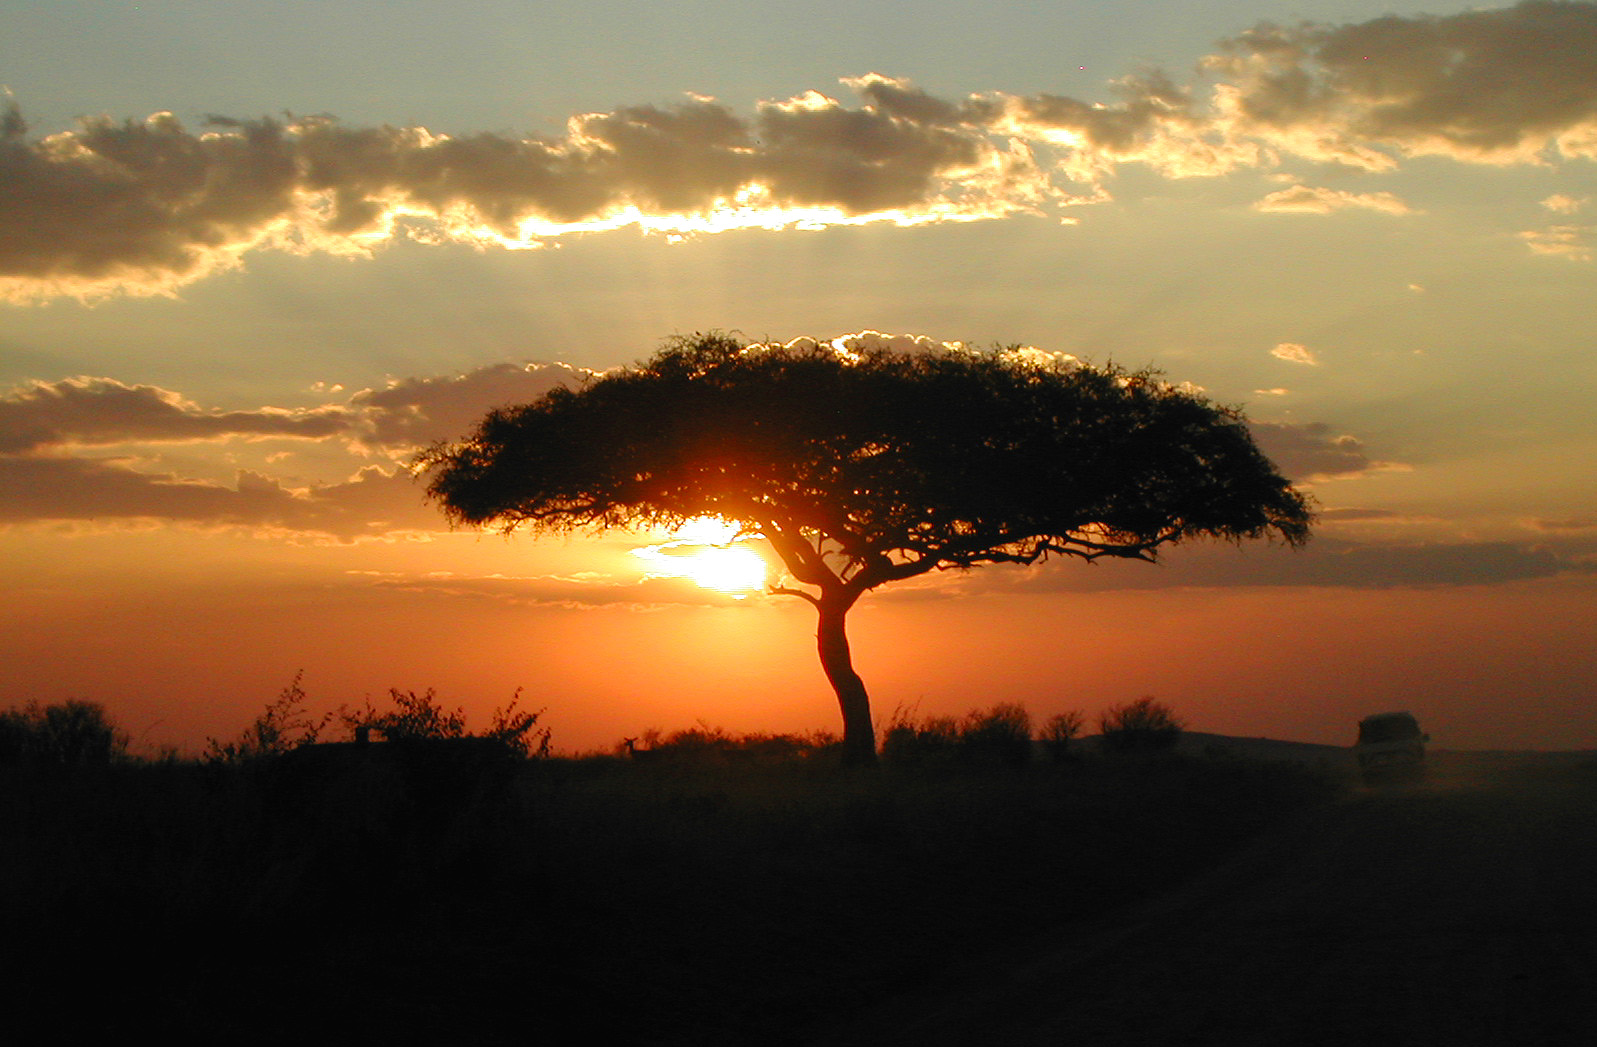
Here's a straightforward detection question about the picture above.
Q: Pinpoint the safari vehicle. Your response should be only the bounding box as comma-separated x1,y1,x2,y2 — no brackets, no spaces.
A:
1355,711,1429,784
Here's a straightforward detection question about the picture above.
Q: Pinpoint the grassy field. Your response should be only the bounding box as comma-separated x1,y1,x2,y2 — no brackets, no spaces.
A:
0,729,1347,1045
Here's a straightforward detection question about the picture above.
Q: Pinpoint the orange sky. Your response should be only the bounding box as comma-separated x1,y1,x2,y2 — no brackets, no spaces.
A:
5,521,1593,753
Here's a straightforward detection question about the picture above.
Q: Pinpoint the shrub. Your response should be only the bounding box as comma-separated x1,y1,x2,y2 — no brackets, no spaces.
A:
487,690,551,758
204,672,331,763
880,706,960,765
0,699,128,768
618,724,824,764
1040,710,1086,763
881,704,1033,767
958,703,1033,767
1098,696,1184,753
344,687,468,742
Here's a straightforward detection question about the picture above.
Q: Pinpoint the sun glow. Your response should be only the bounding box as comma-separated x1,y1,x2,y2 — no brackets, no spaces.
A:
631,516,769,596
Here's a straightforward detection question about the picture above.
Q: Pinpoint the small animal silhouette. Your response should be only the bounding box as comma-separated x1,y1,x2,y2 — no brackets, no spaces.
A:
621,737,668,763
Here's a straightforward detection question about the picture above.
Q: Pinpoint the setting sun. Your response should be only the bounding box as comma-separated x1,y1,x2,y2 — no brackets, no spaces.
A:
631,516,769,595
678,544,769,593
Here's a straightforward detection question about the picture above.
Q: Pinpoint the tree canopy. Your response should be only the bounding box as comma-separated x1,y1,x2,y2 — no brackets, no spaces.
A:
422,332,1313,765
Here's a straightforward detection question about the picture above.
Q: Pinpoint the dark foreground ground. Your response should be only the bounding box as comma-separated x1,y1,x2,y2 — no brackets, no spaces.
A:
4,748,1593,1044
812,751,1597,1046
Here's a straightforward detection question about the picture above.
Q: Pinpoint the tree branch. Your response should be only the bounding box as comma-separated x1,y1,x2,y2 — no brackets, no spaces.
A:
768,585,821,607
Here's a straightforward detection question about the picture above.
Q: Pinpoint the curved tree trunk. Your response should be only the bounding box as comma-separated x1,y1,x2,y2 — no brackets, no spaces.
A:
816,595,877,767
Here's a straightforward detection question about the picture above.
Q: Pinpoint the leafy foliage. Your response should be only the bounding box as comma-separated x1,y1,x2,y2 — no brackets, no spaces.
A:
0,699,128,768
204,671,331,763
619,723,834,763
207,677,550,763
343,687,469,742
487,689,552,757
1099,696,1185,753
882,703,1032,767
1041,710,1086,762
881,707,961,765
958,703,1034,767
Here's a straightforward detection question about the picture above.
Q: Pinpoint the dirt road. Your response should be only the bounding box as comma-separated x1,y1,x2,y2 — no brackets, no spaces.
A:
812,754,1597,1046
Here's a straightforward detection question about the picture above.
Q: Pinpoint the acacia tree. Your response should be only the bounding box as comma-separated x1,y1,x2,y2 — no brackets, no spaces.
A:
421,333,1312,766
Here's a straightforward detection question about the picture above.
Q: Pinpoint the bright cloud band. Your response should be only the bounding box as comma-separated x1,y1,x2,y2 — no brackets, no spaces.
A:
4,1,1596,301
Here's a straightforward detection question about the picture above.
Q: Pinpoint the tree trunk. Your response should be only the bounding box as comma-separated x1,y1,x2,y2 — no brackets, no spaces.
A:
816,595,877,767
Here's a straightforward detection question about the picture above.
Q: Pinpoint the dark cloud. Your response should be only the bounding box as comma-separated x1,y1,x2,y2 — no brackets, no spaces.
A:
751,91,994,214
0,88,1040,300
0,110,301,297
0,455,435,540
847,74,972,127
1191,538,1580,588
8,3,1597,299
351,361,588,449
0,361,588,456
0,359,602,535
1528,516,1597,532
979,535,1586,594
0,377,350,453
1249,421,1383,481
1000,69,1211,172
1211,1,1597,165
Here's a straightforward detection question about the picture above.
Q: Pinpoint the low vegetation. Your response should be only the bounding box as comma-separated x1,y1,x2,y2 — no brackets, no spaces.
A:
203,675,551,761
0,698,127,767
881,702,1036,768
1099,695,1186,753
2,690,1341,1044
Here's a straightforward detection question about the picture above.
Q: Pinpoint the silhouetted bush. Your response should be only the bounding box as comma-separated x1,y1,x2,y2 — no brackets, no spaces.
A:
0,699,127,768
619,724,834,764
204,671,331,763
344,686,469,741
880,707,960,765
1099,696,1184,753
959,703,1033,767
487,689,552,757
881,704,1032,767
1041,710,1086,762
328,684,549,753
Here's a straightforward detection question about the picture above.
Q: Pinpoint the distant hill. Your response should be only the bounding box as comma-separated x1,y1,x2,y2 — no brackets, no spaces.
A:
1075,731,1597,774
1073,731,1353,767
1176,731,1354,765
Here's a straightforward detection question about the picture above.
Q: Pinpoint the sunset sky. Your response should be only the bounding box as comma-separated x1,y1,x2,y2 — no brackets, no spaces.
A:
3,0,1594,754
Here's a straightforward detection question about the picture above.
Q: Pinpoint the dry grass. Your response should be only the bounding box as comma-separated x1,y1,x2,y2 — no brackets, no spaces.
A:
1,715,1345,1044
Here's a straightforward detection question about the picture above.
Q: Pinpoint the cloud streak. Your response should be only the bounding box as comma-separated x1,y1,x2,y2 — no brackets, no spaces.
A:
1254,184,1415,215
6,2,1597,299
0,377,350,453
0,361,587,538
0,456,435,540
0,362,585,455
1518,224,1594,260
